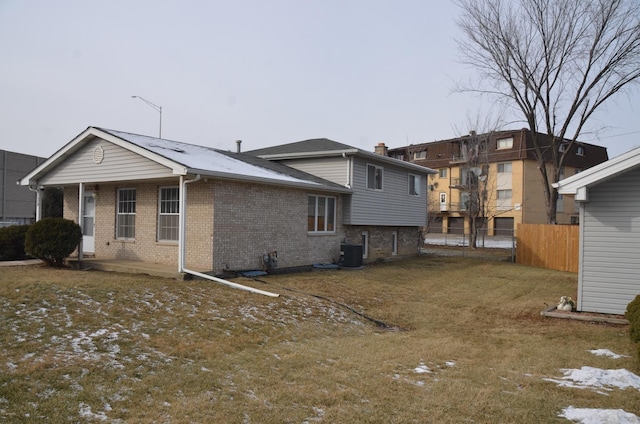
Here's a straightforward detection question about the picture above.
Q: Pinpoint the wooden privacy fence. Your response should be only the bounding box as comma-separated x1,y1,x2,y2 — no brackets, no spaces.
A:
516,224,579,272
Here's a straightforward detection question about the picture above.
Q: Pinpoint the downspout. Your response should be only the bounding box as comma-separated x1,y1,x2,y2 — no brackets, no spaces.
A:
178,174,279,298
27,184,43,222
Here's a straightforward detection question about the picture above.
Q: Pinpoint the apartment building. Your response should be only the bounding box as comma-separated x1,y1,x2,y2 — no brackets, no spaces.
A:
387,129,608,236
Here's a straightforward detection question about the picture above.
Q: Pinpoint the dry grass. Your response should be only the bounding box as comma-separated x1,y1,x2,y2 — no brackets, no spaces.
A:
0,256,638,423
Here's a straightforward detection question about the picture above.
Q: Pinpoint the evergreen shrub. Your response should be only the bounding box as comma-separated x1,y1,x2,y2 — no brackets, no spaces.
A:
25,218,82,267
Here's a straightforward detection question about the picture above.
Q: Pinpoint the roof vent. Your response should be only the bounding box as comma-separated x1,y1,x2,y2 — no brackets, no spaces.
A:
236,140,242,153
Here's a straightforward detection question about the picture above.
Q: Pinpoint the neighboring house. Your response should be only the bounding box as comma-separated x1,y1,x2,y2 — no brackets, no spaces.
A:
19,127,434,275
554,146,640,315
247,139,435,260
386,129,608,236
0,150,46,227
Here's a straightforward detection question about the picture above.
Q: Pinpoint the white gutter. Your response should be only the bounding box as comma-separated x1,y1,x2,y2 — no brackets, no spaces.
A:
178,174,280,298
27,185,43,222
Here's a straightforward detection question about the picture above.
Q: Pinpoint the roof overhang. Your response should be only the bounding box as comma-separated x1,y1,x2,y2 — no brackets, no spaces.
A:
554,145,640,201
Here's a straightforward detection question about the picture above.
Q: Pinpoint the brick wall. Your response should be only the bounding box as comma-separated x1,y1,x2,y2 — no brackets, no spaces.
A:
211,180,344,273
343,225,421,262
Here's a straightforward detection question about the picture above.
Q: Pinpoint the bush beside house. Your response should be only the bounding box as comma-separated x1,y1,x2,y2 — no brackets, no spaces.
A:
627,295,640,361
0,225,31,261
25,218,82,267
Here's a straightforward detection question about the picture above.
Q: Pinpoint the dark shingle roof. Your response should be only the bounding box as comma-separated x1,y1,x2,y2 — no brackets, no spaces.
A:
246,138,355,156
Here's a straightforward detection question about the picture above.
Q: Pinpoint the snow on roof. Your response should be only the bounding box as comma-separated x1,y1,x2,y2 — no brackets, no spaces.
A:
101,128,323,186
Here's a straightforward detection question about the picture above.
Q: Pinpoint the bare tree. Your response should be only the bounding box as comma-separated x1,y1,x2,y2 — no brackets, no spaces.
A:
455,0,640,223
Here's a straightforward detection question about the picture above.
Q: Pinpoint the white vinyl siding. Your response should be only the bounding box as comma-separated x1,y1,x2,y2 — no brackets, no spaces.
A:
39,138,174,185
278,157,350,186
158,187,179,242
579,167,640,315
116,188,136,239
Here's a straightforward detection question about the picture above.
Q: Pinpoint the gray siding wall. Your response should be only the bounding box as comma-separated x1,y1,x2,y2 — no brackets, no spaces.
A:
0,150,45,222
280,157,350,186
348,157,427,226
40,137,174,185
580,166,640,315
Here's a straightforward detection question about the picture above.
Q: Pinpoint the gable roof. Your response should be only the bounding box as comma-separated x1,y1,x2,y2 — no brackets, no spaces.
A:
247,138,436,174
554,146,640,201
19,127,351,193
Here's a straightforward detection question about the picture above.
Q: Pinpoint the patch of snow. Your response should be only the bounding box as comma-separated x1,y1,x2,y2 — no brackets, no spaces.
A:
589,349,630,359
413,363,432,374
544,367,640,393
559,406,640,423
445,361,456,367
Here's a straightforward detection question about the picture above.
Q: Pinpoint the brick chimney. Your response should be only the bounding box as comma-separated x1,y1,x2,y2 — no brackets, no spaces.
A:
374,142,388,156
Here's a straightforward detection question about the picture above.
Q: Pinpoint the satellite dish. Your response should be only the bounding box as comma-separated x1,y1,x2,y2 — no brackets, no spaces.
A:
470,167,483,176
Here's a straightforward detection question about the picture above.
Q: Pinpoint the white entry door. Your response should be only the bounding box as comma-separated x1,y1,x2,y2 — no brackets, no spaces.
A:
82,193,95,254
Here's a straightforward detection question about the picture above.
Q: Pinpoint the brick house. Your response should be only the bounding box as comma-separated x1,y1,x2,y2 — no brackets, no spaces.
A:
20,127,434,275
386,129,608,236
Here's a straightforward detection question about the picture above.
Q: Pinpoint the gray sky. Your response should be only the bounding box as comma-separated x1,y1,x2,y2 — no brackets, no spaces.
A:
1,0,639,160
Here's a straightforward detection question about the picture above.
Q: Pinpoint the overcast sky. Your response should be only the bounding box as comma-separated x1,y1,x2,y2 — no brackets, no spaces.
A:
1,1,639,160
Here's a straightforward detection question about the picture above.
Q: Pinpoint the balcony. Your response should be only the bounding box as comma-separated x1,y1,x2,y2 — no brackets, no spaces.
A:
449,154,469,164
439,202,467,213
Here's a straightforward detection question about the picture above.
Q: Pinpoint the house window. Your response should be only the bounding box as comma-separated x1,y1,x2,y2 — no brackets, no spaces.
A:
408,174,420,196
361,231,369,259
496,137,513,150
576,145,585,156
307,195,336,233
497,189,512,210
439,168,447,178
116,188,136,239
497,162,512,173
413,150,426,160
366,164,383,190
158,187,179,241
557,193,564,213
391,231,398,256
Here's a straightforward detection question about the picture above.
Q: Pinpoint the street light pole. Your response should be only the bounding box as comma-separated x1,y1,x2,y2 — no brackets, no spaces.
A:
131,95,162,138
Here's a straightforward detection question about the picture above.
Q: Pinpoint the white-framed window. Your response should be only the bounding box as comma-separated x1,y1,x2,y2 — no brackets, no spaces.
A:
557,193,564,213
361,231,369,259
496,189,512,210
158,186,179,242
366,164,383,190
408,174,420,196
576,145,585,156
496,137,513,150
391,231,398,256
116,188,136,239
497,162,512,173
439,168,447,178
413,150,426,160
307,195,336,233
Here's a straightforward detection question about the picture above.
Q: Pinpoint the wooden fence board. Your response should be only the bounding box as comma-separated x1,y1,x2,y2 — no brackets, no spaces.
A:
516,224,579,272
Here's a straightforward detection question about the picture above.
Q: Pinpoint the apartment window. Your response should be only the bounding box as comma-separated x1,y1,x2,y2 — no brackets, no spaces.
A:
116,188,136,239
497,189,512,210
308,195,336,233
497,162,512,173
576,145,585,156
575,168,583,174
366,164,383,190
408,174,420,196
559,143,567,152
158,187,179,242
413,150,426,160
496,137,513,150
391,231,398,256
439,168,447,178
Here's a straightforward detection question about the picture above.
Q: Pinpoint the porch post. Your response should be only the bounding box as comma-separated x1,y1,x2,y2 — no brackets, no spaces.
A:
78,183,84,261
